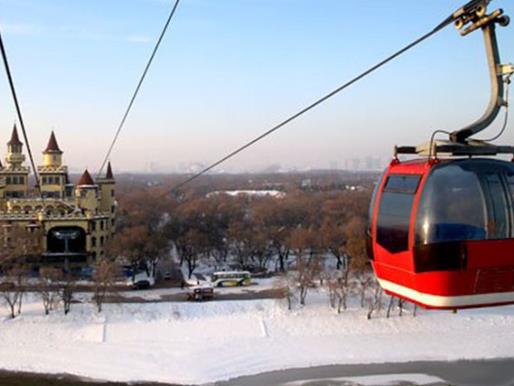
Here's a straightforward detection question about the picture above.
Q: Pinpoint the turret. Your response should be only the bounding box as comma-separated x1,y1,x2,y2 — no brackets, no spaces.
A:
2,124,29,198
75,169,98,213
42,131,63,167
5,124,26,169
39,131,67,199
97,162,116,214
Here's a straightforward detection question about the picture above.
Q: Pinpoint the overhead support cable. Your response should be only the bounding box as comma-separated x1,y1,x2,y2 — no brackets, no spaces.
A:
167,1,475,194
0,28,42,195
97,0,181,177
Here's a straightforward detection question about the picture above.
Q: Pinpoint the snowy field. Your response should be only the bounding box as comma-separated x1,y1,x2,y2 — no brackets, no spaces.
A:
0,289,513,385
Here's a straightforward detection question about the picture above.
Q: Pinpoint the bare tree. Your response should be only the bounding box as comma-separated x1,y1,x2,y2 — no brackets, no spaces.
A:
321,222,348,270
327,268,351,313
355,270,372,308
226,221,253,269
386,296,407,318
0,225,42,318
288,227,323,306
0,265,28,318
275,273,298,311
93,259,118,313
296,255,321,306
37,267,61,315
0,281,21,319
366,280,383,320
14,266,27,316
175,229,209,279
61,274,76,315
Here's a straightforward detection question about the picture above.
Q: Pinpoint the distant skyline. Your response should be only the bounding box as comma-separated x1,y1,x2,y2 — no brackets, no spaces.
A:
0,0,513,173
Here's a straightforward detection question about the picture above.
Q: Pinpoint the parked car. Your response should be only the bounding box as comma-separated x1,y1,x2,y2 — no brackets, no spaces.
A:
124,264,156,290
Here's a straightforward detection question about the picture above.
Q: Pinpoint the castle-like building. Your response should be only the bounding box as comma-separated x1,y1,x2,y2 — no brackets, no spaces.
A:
0,125,116,268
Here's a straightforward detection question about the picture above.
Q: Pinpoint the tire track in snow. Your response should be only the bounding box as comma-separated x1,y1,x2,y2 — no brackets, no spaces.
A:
101,316,108,343
260,318,269,338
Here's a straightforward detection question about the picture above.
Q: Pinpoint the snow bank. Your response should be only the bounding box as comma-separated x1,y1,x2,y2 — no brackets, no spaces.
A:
0,292,513,384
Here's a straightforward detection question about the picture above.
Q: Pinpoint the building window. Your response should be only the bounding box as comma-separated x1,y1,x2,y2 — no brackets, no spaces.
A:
91,237,96,247
5,191,23,198
100,236,104,246
100,221,104,231
91,222,96,231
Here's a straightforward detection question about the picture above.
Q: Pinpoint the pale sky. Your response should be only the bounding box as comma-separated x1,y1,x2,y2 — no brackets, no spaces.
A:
0,0,513,173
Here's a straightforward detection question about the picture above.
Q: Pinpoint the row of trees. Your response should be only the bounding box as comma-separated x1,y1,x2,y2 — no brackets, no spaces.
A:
0,181,375,317
111,187,371,279
0,225,119,318
281,256,417,320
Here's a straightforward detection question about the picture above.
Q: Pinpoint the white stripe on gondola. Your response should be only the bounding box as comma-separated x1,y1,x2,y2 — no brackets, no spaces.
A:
378,278,514,308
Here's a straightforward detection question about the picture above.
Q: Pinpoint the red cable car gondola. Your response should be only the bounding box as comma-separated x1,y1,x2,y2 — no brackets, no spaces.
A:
369,2,514,309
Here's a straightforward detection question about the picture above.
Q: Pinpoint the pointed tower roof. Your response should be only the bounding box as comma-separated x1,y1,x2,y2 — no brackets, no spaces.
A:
44,131,62,153
105,162,114,179
77,169,95,186
7,124,22,146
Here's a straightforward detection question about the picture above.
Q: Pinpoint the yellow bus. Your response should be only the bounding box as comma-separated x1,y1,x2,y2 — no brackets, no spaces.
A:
211,271,252,287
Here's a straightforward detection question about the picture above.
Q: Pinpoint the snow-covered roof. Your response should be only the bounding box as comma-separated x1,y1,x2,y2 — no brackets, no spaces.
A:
207,190,285,198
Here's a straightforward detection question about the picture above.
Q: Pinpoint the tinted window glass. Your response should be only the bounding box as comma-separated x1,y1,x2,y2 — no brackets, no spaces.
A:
507,173,514,202
367,171,386,260
384,175,421,194
368,170,386,230
377,176,419,253
482,172,509,239
415,160,514,245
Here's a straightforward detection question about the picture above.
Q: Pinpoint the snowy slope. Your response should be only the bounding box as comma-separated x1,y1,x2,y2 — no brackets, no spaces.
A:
0,292,513,385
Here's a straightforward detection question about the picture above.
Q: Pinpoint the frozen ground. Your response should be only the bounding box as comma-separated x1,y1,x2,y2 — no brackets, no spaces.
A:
0,288,513,385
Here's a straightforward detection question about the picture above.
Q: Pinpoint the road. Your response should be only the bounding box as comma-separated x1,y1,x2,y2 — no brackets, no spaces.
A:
1,358,513,386
218,358,514,386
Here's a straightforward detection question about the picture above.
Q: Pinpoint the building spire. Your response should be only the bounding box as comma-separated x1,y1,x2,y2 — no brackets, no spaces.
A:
44,131,62,153
105,162,114,179
7,123,22,147
77,169,95,186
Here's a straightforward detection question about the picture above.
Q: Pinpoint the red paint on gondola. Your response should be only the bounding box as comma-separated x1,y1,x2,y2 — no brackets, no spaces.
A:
370,158,514,309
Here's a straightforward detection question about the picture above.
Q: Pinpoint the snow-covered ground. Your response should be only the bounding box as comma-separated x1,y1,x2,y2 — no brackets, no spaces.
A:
0,289,513,385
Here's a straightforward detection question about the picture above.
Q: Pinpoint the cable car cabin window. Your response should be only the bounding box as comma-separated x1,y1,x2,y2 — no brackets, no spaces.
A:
376,175,421,253
367,170,386,260
482,172,509,239
415,160,514,245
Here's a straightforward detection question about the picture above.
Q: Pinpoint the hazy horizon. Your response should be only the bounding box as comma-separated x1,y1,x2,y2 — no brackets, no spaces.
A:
0,0,513,174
